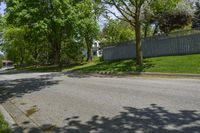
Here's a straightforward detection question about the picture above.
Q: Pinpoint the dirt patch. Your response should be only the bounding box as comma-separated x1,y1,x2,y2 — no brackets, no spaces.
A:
20,102,27,105
25,105,39,117
43,125,57,132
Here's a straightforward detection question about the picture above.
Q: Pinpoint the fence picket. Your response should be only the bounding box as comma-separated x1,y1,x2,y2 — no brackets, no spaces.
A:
103,33,200,61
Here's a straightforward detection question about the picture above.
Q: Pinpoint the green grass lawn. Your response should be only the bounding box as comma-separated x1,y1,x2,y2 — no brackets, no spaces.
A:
17,54,200,74
0,113,10,133
144,54,200,74
63,54,200,74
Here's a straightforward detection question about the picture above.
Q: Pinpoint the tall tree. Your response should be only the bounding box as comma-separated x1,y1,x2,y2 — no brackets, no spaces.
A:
103,0,186,66
5,0,76,65
75,0,100,62
103,0,150,66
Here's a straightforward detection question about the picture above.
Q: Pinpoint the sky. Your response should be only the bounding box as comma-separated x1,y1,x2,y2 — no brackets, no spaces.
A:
0,2,5,15
0,3,5,55
99,6,119,29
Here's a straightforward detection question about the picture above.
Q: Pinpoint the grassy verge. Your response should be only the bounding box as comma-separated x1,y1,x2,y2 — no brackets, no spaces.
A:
0,113,10,133
144,54,200,74
17,54,200,74
64,54,200,74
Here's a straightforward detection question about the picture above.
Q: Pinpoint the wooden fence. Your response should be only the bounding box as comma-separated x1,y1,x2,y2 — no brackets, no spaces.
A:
103,33,200,61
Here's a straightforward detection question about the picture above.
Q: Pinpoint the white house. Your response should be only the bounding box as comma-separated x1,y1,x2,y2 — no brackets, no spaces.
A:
1,60,14,70
83,40,102,57
92,40,102,57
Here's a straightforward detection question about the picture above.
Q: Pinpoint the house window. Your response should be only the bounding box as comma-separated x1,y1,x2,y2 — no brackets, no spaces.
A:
93,51,97,56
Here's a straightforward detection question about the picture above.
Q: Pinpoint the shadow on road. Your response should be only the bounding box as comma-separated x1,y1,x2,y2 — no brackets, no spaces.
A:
0,71,131,104
21,104,200,133
0,74,61,103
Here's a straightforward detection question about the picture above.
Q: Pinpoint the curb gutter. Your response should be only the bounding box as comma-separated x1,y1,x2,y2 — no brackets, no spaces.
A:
0,104,18,132
67,71,200,78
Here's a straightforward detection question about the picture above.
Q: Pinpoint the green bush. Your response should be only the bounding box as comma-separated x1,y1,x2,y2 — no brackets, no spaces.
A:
0,56,4,68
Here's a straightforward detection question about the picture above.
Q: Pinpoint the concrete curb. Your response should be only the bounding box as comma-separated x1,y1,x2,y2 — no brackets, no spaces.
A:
66,71,200,79
128,72,200,78
2,69,200,78
0,104,18,131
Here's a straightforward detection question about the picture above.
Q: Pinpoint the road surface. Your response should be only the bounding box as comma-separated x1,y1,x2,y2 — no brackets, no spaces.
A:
0,72,200,133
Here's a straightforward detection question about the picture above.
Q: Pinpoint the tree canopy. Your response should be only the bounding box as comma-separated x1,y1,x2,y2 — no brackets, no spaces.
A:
1,0,101,65
101,19,135,44
193,1,200,28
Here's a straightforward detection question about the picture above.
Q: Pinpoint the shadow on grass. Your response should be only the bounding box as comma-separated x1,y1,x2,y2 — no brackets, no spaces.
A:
136,60,155,72
6,58,155,74
73,59,155,73
21,104,200,133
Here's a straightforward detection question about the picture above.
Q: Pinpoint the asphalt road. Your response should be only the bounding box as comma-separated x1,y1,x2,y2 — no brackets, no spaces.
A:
0,72,200,133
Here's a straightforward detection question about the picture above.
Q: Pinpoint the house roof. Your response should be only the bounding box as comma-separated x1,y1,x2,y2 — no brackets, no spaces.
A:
2,60,13,63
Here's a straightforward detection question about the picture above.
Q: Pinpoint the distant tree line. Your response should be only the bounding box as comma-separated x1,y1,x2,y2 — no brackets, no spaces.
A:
0,0,101,66
0,0,199,67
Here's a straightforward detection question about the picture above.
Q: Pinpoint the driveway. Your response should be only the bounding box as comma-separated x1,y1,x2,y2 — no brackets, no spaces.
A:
0,72,200,133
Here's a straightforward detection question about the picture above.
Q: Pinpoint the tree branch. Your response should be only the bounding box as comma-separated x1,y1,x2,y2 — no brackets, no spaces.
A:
104,9,134,25
110,0,134,25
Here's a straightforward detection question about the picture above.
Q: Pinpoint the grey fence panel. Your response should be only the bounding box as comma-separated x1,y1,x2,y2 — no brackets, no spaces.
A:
103,41,136,61
103,33,200,61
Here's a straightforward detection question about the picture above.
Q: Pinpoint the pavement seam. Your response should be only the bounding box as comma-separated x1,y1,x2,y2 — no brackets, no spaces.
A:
3,100,42,132
0,104,18,131
10,100,41,127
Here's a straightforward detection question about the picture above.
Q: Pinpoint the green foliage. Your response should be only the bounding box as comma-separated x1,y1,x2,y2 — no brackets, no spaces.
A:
61,38,84,65
0,55,4,68
2,0,100,66
150,0,180,14
101,19,135,44
148,0,193,35
3,26,28,65
159,1,194,34
0,113,10,133
192,2,200,28
75,0,100,62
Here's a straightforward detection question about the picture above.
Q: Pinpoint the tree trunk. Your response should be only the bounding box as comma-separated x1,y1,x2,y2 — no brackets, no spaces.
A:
50,37,61,66
144,23,149,39
54,43,61,65
33,45,39,66
87,45,93,62
85,36,93,62
19,48,24,66
135,11,143,67
20,56,24,66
